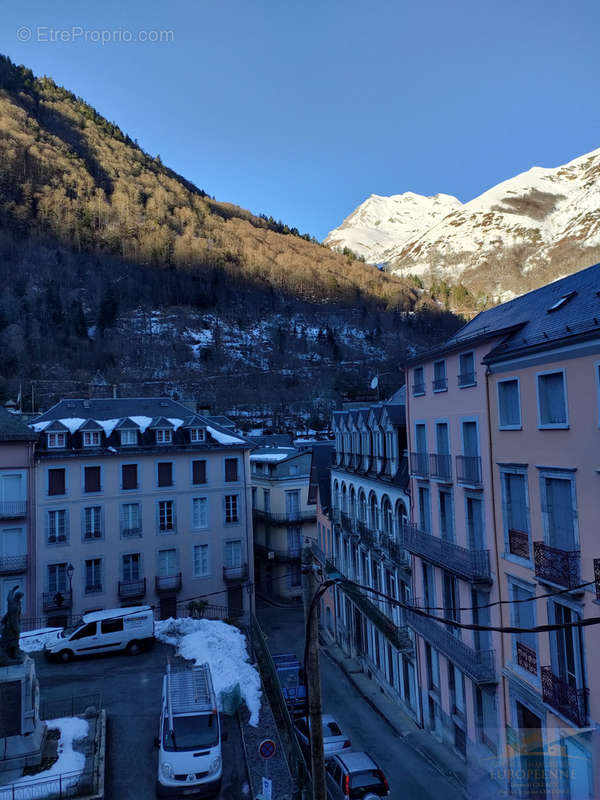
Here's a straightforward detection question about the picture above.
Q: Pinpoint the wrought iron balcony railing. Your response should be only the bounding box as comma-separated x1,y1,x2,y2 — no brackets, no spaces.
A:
432,377,448,392
118,577,146,599
409,451,429,478
255,543,301,562
340,511,356,535
516,641,537,675
407,608,496,684
399,522,491,583
458,371,476,387
412,382,425,396
340,577,413,653
0,554,27,574
223,563,249,583
0,500,27,518
155,573,182,594
508,528,529,559
252,509,316,525
541,666,588,727
120,526,143,539
429,453,452,482
43,590,73,611
456,455,482,486
533,542,580,589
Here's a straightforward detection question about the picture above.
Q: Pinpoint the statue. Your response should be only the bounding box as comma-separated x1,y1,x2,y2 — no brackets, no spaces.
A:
0,585,25,665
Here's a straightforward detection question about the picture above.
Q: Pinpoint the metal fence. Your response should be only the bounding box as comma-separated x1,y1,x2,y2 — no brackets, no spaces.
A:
0,767,97,800
40,693,102,724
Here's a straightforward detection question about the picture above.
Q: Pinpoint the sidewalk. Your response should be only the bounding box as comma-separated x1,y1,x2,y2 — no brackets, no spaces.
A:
322,636,499,799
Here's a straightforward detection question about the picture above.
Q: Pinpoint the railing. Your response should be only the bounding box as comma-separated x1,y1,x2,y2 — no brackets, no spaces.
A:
407,608,496,684
456,455,482,486
508,528,529,559
118,577,146,599
399,522,491,582
541,666,588,727
533,542,580,588
120,526,143,538
340,511,356,534
358,522,375,548
84,584,102,594
378,535,411,572
340,578,413,653
1,766,97,799
43,590,73,611
412,382,425,396
429,453,452,481
155,573,182,593
40,692,102,721
255,543,301,562
0,500,27,518
0,554,27,574
223,563,249,582
458,371,476,387
516,641,537,675
252,509,316,525
409,451,429,478
432,377,448,392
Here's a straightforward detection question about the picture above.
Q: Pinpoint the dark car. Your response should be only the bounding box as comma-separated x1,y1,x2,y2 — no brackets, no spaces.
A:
325,751,389,799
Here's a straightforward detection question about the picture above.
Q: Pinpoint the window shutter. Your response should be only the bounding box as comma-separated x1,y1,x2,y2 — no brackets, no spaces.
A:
172,501,177,532
100,506,105,537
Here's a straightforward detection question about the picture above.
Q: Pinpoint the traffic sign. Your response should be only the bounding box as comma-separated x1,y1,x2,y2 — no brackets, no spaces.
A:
258,738,277,760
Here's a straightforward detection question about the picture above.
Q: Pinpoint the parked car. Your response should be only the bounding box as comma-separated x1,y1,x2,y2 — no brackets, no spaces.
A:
44,605,154,662
156,663,224,797
273,652,307,718
325,751,389,799
294,714,351,758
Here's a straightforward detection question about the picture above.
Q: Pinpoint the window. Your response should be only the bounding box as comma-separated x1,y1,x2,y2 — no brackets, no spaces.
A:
458,352,476,387
71,622,97,640
462,421,479,457
288,563,301,587
192,460,207,485
433,360,447,392
443,572,460,632
439,489,454,541
475,688,498,752
85,558,102,593
286,490,300,520
155,428,172,444
224,458,238,482
225,495,239,524
511,582,537,675
158,500,175,533
498,379,521,429
192,497,208,529
426,644,440,691
120,429,137,446
252,487,257,508
551,602,584,690
83,506,102,540
287,525,301,557
418,486,431,533
48,468,66,496
466,495,484,549
121,463,138,490
224,539,242,567
47,510,67,544
47,432,66,449
157,462,173,487
422,562,435,612
193,544,209,577
189,428,205,443
122,553,141,582
502,472,530,558
83,431,101,447
158,548,177,577
84,466,101,493
449,664,465,717
541,476,577,550
263,489,270,512
48,563,67,593
289,464,298,476
101,617,124,634
121,503,141,536
413,366,425,396
537,371,568,427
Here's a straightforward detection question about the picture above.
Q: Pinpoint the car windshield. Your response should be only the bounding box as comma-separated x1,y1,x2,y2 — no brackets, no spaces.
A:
350,769,384,792
279,668,301,689
61,625,79,638
162,713,219,751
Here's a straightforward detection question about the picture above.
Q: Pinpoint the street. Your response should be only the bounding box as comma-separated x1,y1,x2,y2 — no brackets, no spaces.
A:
31,644,248,799
257,600,461,800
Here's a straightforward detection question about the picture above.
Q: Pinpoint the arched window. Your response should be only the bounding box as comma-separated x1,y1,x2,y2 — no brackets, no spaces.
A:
341,483,348,513
381,495,393,536
368,492,379,531
394,499,408,536
333,480,340,511
350,486,357,519
358,490,367,523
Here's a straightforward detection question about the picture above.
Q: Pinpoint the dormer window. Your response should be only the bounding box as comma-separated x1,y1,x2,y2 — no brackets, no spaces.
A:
83,431,101,447
155,429,172,445
120,429,137,446
47,432,66,449
190,428,206,443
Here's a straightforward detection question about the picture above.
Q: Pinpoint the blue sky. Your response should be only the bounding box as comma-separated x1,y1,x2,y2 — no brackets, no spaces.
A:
2,0,599,240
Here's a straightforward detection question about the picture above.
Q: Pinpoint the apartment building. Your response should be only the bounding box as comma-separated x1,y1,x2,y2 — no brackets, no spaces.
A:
0,407,36,616
326,389,419,719
251,444,316,601
30,398,254,624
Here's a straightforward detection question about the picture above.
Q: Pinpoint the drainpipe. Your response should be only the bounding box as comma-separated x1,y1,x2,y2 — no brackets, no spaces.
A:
29,441,36,619
242,448,254,615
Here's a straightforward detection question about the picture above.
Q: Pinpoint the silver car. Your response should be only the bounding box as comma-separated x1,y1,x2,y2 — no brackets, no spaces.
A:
325,751,389,799
294,714,352,757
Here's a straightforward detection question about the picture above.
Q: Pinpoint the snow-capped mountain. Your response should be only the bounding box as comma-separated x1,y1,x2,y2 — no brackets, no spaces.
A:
327,149,600,300
324,192,462,264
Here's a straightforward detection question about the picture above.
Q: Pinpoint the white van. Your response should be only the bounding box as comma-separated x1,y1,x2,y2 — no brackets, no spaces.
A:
44,605,154,662
156,664,223,798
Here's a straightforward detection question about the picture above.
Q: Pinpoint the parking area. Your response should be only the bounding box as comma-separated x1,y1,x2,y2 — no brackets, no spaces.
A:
31,643,249,799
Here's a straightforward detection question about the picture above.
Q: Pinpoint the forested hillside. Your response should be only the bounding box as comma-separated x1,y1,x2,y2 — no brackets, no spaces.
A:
0,55,462,415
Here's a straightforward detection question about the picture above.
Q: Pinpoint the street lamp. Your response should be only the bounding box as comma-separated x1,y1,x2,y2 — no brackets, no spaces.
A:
66,562,74,598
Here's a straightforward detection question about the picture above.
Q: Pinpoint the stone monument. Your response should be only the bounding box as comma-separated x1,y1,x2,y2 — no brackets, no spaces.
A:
0,586,47,784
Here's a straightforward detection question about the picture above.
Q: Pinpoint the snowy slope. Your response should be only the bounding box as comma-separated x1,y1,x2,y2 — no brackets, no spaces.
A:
324,193,462,264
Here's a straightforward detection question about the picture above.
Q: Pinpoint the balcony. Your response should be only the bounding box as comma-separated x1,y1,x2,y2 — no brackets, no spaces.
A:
399,522,491,583
378,534,411,578
155,573,182,594
252,509,316,525
533,542,580,589
432,377,448,392
429,453,452,482
255,543,301,562
356,520,375,547
456,455,482,487
43,590,72,612
516,641,537,675
223,563,248,583
412,382,425,396
541,666,588,727
409,452,429,479
458,371,476,387
407,608,496,684
120,526,143,539
508,528,529,559
0,500,27,518
341,578,413,653
0,554,27,574
118,577,146,600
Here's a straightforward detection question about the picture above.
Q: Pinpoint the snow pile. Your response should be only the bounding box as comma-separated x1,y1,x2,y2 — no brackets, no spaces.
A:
128,415,154,433
0,717,88,799
20,627,62,653
94,418,121,437
167,418,184,430
155,618,261,726
206,425,245,445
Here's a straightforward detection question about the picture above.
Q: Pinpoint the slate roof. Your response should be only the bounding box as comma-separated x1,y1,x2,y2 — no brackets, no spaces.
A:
0,407,37,441
308,443,335,509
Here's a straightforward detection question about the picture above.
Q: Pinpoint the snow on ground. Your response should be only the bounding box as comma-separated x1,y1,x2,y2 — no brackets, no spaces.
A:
20,627,62,653
155,618,261,726
0,717,88,799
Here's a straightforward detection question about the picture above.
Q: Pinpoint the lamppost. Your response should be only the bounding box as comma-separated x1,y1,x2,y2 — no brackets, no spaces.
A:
66,563,74,617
